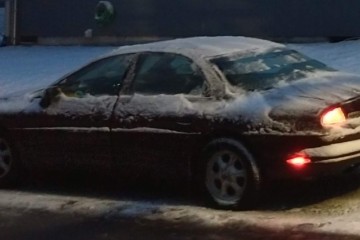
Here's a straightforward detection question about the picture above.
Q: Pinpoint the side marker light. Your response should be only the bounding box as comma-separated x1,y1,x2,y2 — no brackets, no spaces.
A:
286,156,311,168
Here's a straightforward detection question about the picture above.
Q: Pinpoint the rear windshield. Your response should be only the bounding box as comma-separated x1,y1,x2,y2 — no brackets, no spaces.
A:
211,48,335,91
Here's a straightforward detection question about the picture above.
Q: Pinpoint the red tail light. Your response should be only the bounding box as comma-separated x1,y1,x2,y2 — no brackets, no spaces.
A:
321,107,346,127
286,155,311,168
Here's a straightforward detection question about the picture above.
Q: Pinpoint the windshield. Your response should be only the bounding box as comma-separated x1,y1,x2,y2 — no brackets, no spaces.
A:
211,48,335,91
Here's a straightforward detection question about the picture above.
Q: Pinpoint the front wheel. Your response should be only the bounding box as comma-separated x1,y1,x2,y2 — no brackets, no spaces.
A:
200,138,261,209
0,136,20,187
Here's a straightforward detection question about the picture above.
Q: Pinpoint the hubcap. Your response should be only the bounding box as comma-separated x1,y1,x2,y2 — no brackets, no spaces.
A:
0,139,12,178
206,150,247,205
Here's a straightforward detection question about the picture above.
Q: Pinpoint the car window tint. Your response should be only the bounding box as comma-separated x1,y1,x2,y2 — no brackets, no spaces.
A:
133,53,204,95
58,55,132,97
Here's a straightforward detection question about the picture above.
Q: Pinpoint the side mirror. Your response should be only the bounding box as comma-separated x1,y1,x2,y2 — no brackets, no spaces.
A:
39,87,61,108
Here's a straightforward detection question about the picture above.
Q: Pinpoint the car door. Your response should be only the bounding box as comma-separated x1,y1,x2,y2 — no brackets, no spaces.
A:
16,54,134,171
111,52,212,180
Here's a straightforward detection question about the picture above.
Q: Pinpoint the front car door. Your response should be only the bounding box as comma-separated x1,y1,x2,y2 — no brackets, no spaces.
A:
12,54,134,171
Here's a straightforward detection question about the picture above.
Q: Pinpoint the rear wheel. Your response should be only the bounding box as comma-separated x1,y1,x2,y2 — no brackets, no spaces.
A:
199,138,261,209
0,136,19,187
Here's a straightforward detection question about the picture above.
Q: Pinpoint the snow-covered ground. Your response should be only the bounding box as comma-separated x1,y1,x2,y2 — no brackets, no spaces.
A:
1,183,360,236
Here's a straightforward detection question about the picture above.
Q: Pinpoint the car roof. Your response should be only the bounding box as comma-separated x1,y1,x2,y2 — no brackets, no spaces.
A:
107,36,284,60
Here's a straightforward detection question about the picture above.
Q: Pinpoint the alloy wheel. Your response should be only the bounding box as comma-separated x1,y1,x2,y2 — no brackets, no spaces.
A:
206,150,247,205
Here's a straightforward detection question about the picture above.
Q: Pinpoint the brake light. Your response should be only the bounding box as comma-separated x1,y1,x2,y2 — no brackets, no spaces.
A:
321,107,346,127
286,155,311,168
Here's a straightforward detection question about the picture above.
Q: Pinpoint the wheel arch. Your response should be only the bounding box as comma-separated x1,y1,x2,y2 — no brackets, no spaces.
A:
190,129,254,161
0,124,11,137
189,131,261,185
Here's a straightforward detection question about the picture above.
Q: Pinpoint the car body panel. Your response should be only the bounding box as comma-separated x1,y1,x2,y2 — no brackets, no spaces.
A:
3,96,117,170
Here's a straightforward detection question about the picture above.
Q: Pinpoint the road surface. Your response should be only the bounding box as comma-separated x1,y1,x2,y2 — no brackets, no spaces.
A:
1,171,360,239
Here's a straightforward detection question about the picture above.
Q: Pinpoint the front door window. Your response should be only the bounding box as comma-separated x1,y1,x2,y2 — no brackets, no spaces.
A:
57,54,133,97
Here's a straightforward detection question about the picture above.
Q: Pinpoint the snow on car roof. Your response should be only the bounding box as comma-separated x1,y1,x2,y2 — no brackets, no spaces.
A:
109,36,284,59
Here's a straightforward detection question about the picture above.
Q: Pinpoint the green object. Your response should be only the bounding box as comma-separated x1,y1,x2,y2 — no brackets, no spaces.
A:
95,1,115,26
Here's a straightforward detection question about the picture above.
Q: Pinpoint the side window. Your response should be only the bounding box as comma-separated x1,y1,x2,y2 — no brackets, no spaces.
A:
58,55,132,97
133,53,204,95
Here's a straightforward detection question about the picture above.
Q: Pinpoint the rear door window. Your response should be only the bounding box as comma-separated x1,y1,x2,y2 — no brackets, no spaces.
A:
132,53,204,95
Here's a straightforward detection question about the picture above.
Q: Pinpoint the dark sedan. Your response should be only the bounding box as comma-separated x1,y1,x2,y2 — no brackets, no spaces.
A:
1,37,360,209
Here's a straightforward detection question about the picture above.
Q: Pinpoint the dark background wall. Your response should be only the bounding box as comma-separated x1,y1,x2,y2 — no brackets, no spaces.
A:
17,0,360,40
0,1,4,34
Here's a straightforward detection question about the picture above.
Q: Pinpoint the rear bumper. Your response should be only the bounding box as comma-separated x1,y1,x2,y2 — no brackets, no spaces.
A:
304,138,360,163
264,137,360,180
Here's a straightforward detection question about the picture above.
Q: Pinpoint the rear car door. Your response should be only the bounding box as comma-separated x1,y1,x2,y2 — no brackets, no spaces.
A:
111,52,210,180
16,54,134,170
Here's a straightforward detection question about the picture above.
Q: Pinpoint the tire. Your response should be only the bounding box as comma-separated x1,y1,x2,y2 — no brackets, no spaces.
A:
199,138,261,210
0,135,20,187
